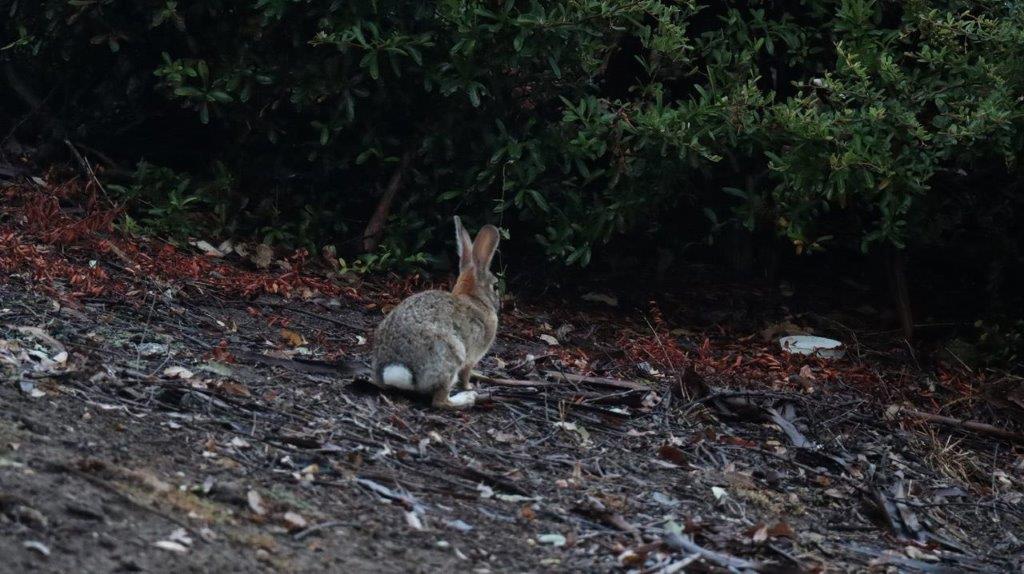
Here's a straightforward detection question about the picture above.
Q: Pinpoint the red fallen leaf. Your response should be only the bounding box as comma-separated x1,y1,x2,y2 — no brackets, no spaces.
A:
719,435,757,448
211,340,236,363
767,522,796,539
267,315,291,328
745,521,795,542
520,505,536,521
657,444,688,466
212,380,251,398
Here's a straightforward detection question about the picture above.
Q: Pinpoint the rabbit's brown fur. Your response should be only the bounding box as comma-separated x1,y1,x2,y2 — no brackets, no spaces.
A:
371,216,500,409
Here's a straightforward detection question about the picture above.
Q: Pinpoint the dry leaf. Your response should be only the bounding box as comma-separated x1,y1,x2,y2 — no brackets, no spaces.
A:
759,320,804,342
280,329,306,347
229,437,251,449
539,334,560,346
154,540,189,554
538,533,566,547
488,428,518,443
247,490,267,515
904,546,939,562
404,511,423,531
617,549,642,566
191,240,224,257
163,366,194,379
253,244,274,269
767,522,796,539
213,381,251,397
748,523,769,543
657,444,688,466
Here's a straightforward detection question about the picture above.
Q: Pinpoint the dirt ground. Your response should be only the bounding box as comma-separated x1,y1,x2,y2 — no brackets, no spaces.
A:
2,182,1024,573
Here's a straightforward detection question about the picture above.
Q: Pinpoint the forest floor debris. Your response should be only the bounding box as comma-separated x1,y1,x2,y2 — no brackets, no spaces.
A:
1,178,1023,573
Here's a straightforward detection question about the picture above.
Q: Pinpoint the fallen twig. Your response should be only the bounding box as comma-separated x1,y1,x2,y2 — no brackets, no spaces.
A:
541,370,651,391
472,372,559,388
764,406,813,449
890,406,1024,444
663,532,760,571
293,520,346,541
65,139,113,205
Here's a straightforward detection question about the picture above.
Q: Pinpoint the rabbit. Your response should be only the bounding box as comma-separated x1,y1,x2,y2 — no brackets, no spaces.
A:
371,216,501,409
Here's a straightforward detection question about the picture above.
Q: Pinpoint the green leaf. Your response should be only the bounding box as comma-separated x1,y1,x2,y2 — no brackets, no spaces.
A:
173,87,203,98
208,91,233,103
437,189,463,202
406,45,422,65
355,149,376,164
547,55,561,78
527,189,549,212
473,7,498,19
360,52,379,79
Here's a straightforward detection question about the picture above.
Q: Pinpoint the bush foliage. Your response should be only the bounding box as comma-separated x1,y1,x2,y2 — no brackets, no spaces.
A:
3,1,1023,277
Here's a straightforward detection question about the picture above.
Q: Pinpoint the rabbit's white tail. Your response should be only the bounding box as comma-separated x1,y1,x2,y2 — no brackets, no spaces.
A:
381,364,415,390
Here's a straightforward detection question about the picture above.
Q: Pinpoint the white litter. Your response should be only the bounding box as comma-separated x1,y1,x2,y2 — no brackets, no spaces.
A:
779,335,845,359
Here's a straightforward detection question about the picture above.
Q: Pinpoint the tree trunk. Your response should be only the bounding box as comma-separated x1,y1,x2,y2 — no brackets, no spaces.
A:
886,247,913,341
361,150,414,253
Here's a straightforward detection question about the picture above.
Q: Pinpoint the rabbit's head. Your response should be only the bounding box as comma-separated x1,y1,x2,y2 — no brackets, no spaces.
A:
451,216,501,312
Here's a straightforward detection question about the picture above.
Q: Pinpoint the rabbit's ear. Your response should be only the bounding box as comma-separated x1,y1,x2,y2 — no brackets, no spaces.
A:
472,224,500,272
454,216,475,273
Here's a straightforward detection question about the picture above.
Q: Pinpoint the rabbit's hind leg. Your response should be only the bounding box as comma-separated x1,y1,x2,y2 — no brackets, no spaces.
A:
457,364,474,391
432,370,477,409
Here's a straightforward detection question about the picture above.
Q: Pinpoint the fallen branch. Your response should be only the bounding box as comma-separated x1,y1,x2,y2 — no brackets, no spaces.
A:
576,496,642,543
890,406,1024,444
764,406,813,449
663,532,759,571
541,370,651,391
293,520,345,541
472,372,559,388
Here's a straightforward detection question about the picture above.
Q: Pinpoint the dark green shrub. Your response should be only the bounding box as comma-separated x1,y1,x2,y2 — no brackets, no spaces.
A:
2,1,1023,278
